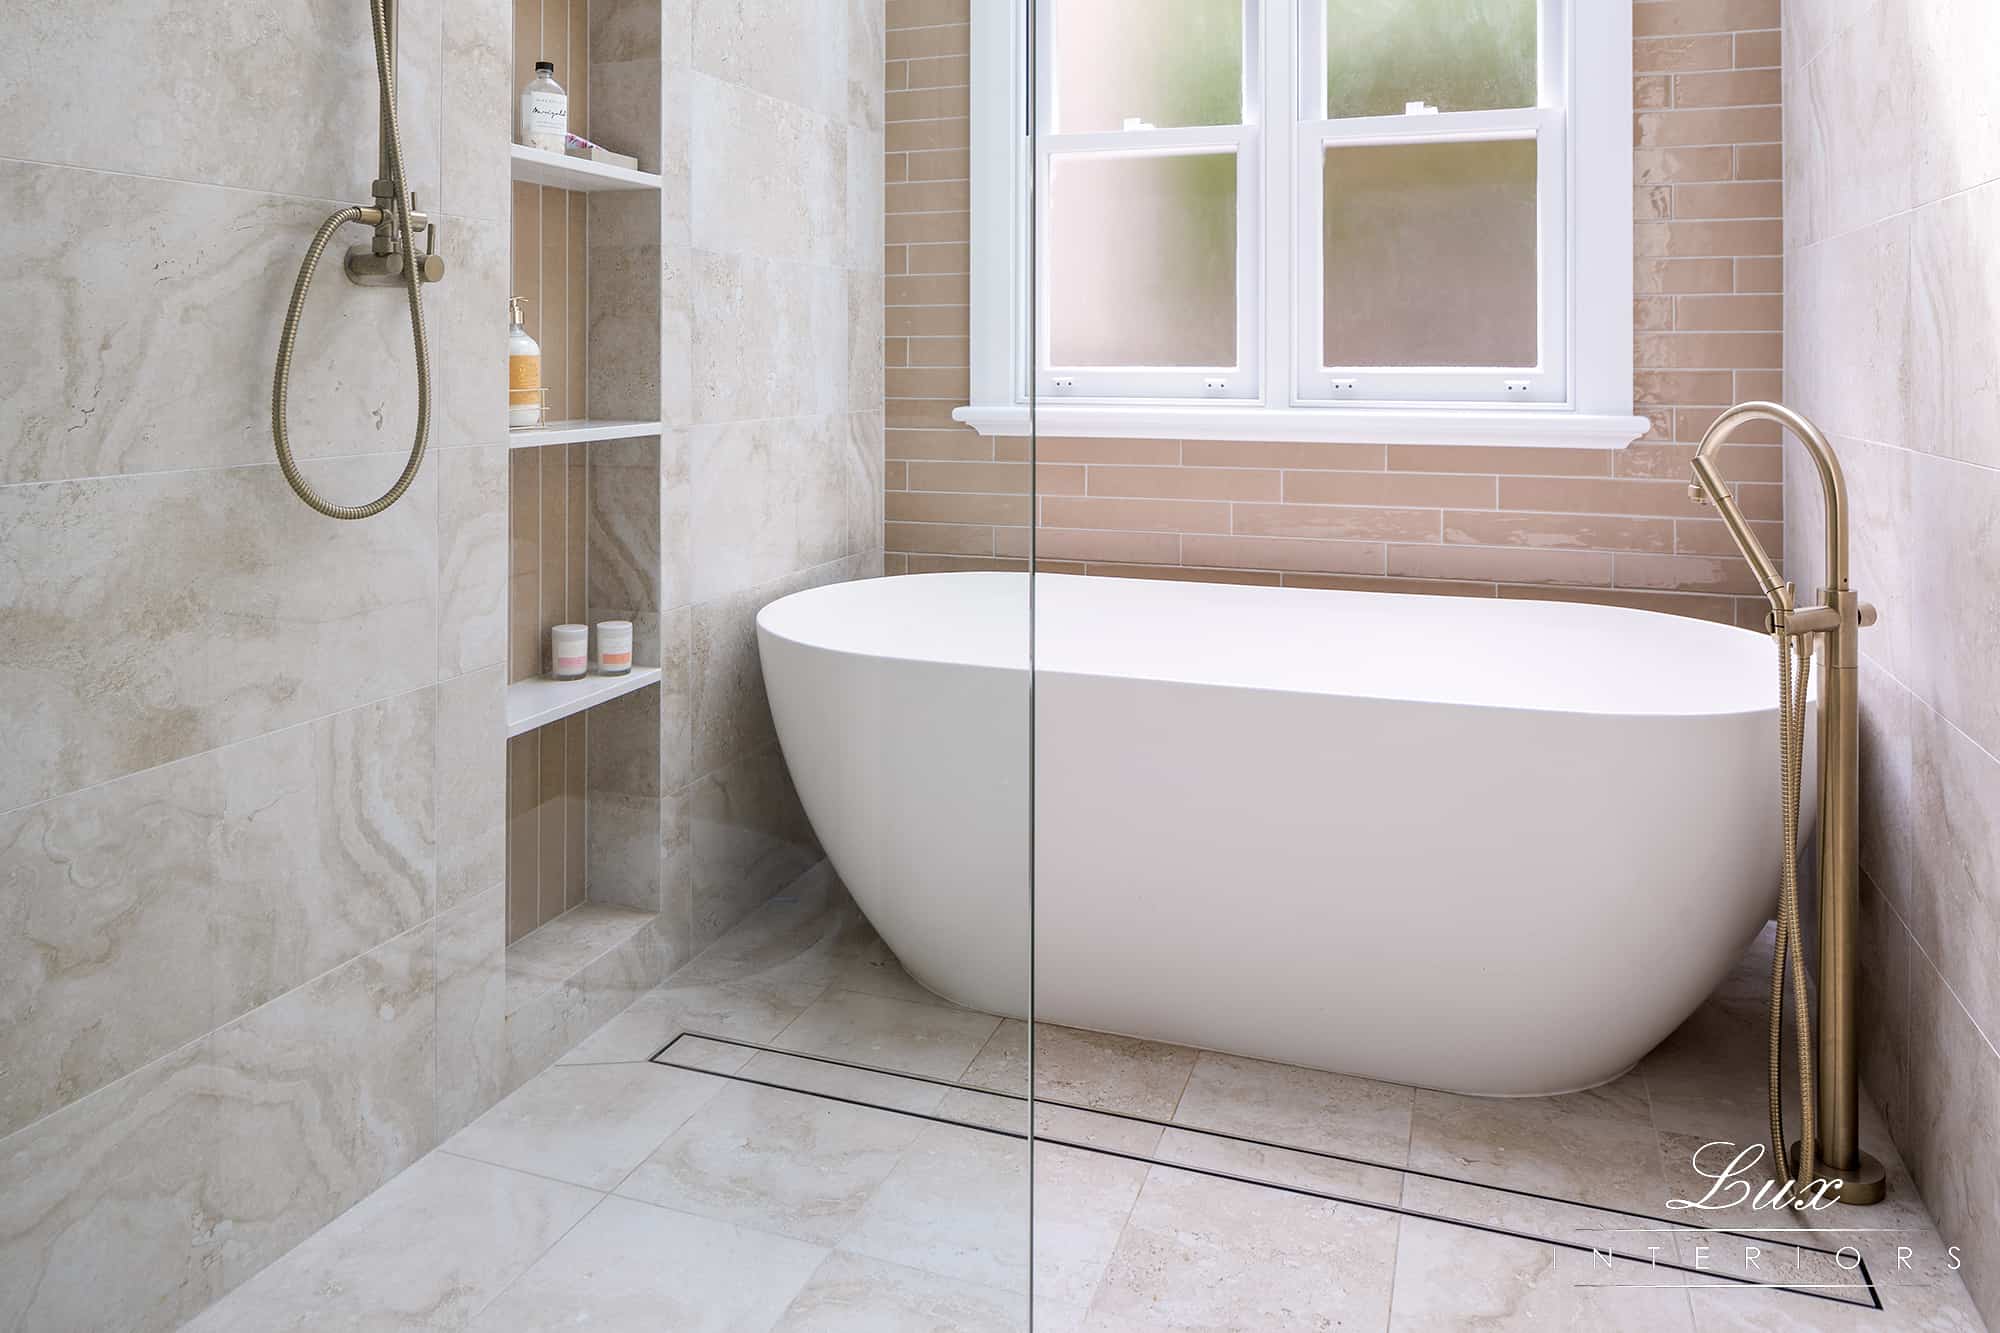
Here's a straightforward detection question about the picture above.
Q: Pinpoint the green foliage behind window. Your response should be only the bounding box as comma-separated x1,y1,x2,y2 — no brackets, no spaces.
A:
1325,0,1537,119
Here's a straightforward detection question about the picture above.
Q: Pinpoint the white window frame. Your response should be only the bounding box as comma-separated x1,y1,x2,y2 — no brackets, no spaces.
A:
959,0,1646,449
1032,5,1261,400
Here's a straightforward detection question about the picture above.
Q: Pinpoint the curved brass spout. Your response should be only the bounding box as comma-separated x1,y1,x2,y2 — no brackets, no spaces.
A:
1689,401,1848,615
1686,400,1886,1206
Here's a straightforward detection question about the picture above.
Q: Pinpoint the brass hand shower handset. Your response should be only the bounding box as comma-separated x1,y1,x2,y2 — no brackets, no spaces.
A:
271,0,446,519
1690,402,1886,1207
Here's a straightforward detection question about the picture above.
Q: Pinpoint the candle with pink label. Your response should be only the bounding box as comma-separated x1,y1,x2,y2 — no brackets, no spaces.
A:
550,624,587,680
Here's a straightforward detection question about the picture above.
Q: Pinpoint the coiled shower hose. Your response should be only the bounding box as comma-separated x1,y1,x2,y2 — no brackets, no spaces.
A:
1769,631,1818,1201
271,0,431,520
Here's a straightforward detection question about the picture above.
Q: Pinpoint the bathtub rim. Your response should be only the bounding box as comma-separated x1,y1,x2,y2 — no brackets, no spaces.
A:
756,571,1805,723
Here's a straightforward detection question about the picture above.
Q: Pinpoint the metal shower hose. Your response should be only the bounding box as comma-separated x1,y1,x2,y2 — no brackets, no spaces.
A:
270,0,430,520
1769,631,1818,1199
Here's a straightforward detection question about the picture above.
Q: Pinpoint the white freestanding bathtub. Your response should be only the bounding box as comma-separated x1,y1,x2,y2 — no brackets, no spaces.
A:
758,573,1809,1097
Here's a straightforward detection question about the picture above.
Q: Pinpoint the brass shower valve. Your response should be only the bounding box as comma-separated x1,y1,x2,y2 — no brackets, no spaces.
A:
345,193,445,285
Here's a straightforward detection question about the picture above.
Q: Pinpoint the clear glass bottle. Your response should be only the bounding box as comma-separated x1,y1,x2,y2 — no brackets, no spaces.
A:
519,61,568,152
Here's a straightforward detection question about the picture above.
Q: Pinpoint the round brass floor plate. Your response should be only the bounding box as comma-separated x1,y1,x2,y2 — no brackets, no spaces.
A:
1789,1141,1889,1206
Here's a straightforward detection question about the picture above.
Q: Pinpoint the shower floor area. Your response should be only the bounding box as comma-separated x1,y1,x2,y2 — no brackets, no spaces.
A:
183,873,1986,1332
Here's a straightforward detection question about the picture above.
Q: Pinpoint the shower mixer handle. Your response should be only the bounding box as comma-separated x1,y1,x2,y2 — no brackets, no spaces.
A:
344,199,445,286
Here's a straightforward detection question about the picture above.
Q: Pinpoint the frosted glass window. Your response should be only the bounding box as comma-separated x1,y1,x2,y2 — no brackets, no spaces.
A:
1049,152,1238,367
1054,0,1244,132
1322,139,1537,368
1325,0,1537,120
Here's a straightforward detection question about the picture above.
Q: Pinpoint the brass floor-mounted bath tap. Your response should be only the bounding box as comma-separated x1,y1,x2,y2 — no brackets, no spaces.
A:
1690,401,1885,1206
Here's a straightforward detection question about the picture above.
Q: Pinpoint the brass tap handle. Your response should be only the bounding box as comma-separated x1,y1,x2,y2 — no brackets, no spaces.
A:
418,222,446,283
1858,602,1878,628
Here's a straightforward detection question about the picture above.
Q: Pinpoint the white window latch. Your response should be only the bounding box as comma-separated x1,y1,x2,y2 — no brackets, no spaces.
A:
1203,378,1228,395
1503,380,1532,396
1329,378,1358,394
1405,101,1439,116
1051,375,1076,394
1121,117,1155,132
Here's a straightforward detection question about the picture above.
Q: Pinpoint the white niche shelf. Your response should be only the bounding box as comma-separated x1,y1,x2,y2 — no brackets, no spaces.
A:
505,667,662,738
509,143,661,192
507,419,662,449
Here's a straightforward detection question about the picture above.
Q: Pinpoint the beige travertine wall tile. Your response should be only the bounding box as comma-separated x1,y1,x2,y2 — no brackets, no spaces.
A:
0,455,439,814
0,173,503,486
0,1041,221,1333
435,885,507,1139
1786,4,2000,1324
0,2,514,1316
0,0,442,202
207,924,437,1287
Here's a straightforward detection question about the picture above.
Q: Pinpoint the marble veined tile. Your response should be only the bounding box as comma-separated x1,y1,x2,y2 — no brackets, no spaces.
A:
690,72,846,268
617,1080,924,1245
1083,1165,1400,1331
0,0,440,201
205,923,437,1288
0,1041,221,1333
467,1196,826,1332
435,885,507,1140
181,1150,596,1332
773,989,1001,1082
689,751,823,950
0,453,439,812
446,1061,726,1192
0,686,435,1142
1388,1218,1560,1332
1031,1143,1151,1308
1172,1049,1415,1167
439,0,510,223
963,1020,1198,1120
772,1251,1028,1333
560,977,823,1066
437,447,509,681
734,1049,954,1117
436,666,506,915
690,0,848,121
934,1088,1165,1159
840,1121,1031,1293
1552,1246,1694,1333
1407,1079,1668,1218
1153,1126,1404,1208
0,159,458,485
207,688,438,1021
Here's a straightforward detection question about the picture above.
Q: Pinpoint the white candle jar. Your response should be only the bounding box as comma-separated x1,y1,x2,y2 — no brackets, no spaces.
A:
551,624,588,680
596,621,633,676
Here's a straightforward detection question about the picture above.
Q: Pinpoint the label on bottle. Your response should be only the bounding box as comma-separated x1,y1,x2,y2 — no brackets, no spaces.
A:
523,90,567,151
509,354,541,392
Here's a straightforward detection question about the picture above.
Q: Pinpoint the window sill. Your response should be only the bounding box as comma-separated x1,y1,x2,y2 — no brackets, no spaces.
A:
952,403,1651,450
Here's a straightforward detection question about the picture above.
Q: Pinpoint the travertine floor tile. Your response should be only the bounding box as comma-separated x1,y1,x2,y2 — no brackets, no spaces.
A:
1082,1165,1400,1331
771,1251,1029,1331
616,1081,923,1245
1408,1081,1667,1216
558,977,825,1066
773,988,1001,1080
840,1121,1032,1291
964,1020,1200,1119
1172,1049,1415,1166
443,1061,727,1191
1386,1219,1558,1331
183,1152,597,1332
466,1196,826,1332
